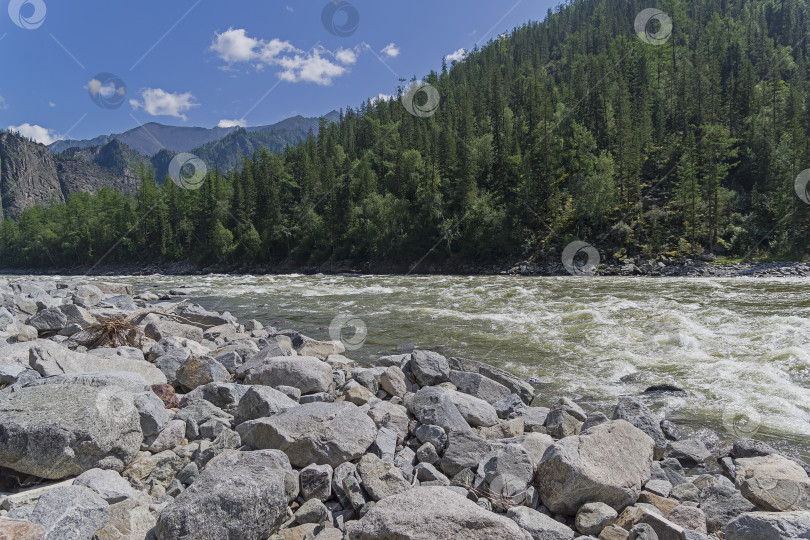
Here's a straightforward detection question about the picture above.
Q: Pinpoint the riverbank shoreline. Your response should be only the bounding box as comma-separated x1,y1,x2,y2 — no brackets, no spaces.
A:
2,257,810,278
1,277,809,539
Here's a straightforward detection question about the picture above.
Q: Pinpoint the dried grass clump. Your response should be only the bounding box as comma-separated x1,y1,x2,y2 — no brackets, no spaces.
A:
81,316,142,348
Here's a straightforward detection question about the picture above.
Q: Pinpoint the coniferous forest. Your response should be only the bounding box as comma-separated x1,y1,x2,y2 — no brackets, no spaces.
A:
1,0,809,269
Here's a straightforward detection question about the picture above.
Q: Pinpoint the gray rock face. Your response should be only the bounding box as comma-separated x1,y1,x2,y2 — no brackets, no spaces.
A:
449,370,511,405
576,501,618,536
233,385,298,425
345,486,531,540
367,400,410,440
155,450,293,540
613,397,666,449
407,387,471,434
238,402,377,467
27,308,67,332
545,408,583,439
507,506,576,540
300,463,333,501
28,343,166,385
30,485,109,540
699,481,756,532
73,468,138,503
446,389,499,427
133,391,170,440
176,355,230,391
380,366,407,397
356,453,411,501
441,431,493,477
731,438,778,459
179,382,250,411
662,439,712,468
536,420,654,515
243,356,333,394
0,385,142,479
725,511,810,540
448,357,535,404
409,350,451,386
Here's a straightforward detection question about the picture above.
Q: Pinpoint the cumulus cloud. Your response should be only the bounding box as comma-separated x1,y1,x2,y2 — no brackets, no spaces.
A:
381,43,400,58
7,123,61,145
371,93,395,104
446,48,467,63
210,28,357,86
48,102,56,108
129,88,198,120
218,118,247,128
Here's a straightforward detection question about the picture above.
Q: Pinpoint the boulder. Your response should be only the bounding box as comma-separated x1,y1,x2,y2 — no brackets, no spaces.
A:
409,350,451,386
29,485,109,540
448,357,535,404
449,370,511,404
144,320,203,343
576,502,619,536
0,517,46,539
0,385,142,479
243,356,333,394
662,439,712,468
441,431,493,477
27,308,67,333
667,505,707,534
123,450,186,488
147,420,187,453
536,420,654,515
345,486,531,539
356,453,411,501
93,494,157,540
406,387,471,434
300,463,333,501
613,397,666,450
367,400,410,440
28,344,166,385
155,450,293,540
725,511,810,540
73,468,138,503
507,506,576,540
380,366,407,397
180,382,250,411
176,356,229,391
446,389,499,427
237,402,377,467
297,339,345,357
699,481,756,532
233,385,298,425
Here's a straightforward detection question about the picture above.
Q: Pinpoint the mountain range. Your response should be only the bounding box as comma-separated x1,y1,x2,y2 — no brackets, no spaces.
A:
0,111,339,219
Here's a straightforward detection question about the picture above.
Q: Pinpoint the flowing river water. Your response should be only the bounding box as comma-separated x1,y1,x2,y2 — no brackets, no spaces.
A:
27,274,810,459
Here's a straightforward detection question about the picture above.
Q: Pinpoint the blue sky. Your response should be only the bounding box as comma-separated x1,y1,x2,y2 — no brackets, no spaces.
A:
0,0,555,145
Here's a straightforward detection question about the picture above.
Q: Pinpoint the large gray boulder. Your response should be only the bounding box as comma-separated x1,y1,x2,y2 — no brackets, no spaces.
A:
155,450,293,540
28,343,166,385
441,431,493,477
27,308,67,332
233,385,298,425
406,387,471,434
700,480,757,532
446,389,499,427
242,356,332,394
0,385,142,479
613,397,666,450
409,350,450,386
536,420,654,515
30,485,109,540
448,357,535,404
725,511,810,540
346,486,531,539
237,402,377,467
356,453,411,501
449,370,511,404
73,468,138,504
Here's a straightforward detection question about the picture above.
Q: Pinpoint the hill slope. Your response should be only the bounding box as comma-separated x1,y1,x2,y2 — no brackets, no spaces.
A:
1,0,809,268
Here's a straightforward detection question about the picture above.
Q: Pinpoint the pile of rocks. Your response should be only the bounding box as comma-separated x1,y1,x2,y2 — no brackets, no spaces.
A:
0,278,808,539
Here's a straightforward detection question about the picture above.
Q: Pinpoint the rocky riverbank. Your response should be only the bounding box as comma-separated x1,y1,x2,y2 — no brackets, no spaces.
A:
0,279,809,539
3,256,810,279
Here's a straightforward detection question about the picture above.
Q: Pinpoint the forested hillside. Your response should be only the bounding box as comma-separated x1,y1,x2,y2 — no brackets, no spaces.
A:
1,0,809,268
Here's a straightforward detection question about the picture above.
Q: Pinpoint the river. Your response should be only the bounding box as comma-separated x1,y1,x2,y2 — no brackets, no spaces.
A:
21,273,810,459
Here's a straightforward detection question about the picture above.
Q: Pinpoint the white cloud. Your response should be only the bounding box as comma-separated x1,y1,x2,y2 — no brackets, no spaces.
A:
86,77,126,101
285,5,293,12
446,48,467,63
335,48,357,65
129,88,198,121
381,43,400,58
210,28,261,63
7,123,61,145
210,28,355,86
0,96,7,110
218,118,247,128
371,93,395,104
48,101,56,108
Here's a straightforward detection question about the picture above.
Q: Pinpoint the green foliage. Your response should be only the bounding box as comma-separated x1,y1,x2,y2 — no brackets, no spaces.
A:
1,0,809,268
